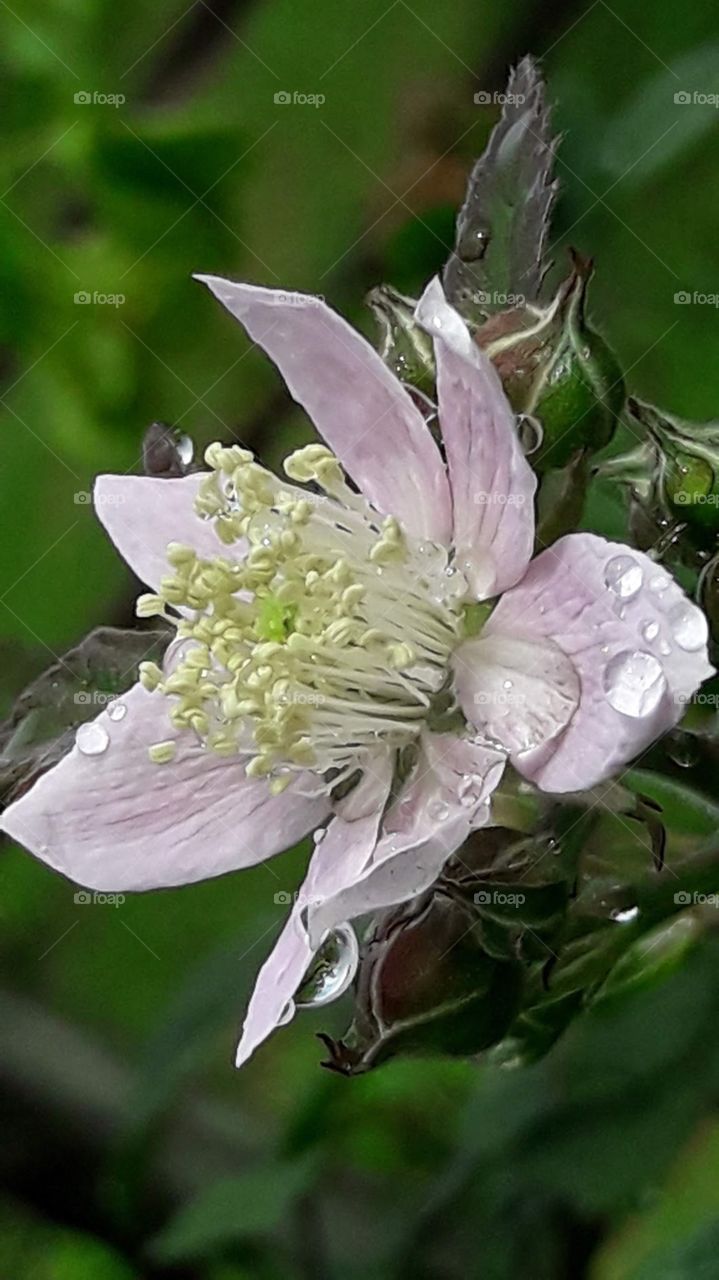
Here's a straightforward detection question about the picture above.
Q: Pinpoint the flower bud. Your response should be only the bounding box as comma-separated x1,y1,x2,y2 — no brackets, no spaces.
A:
627,399,719,544
318,883,523,1074
476,252,625,472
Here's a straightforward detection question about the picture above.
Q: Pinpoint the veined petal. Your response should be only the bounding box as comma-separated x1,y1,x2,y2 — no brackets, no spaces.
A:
0,683,327,891
236,760,392,1067
482,533,714,792
306,731,505,944
453,633,579,756
415,277,536,599
194,275,452,543
94,473,225,595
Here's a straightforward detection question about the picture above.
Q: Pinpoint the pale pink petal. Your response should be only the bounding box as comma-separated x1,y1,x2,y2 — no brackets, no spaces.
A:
235,909,314,1070
453,632,579,755
94,473,224,594
1,683,328,891
415,278,536,599
480,534,714,792
306,731,505,943
236,760,392,1066
194,275,452,543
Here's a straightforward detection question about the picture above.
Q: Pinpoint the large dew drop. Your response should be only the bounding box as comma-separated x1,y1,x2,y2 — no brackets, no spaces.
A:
603,650,667,718
604,554,643,602
295,923,359,1009
668,601,709,652
246,509,287,547
75,722,110,756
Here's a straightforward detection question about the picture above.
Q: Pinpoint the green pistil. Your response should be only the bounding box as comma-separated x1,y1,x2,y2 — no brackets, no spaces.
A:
257,595,297,643
462,600,493,638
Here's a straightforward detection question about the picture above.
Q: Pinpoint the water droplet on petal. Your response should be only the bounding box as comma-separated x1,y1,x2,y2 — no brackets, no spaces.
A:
668,601,708,652
313,827,326,844
108,701,127,722
247,509,286,546
76,722,110,756
295,923,359,1009
603,650,667,718
650,573,669,594
611,905,639,923
604,554,643,601
641,620,659,643
429,799,450,821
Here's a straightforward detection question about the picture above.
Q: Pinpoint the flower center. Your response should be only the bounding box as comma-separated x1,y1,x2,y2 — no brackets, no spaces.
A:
137,443,467,793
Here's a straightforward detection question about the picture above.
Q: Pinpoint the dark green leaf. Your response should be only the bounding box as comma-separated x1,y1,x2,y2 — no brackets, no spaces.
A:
443,55,559,323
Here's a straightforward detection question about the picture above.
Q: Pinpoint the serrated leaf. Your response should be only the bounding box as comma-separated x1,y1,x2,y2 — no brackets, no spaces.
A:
443,55,559,323
0,626,169,807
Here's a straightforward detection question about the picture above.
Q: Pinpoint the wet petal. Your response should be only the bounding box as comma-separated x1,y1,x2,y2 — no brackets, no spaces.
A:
482,533,714,792
416,278,536,598
306,732,505,943
195,275,452,543
236,760,392,1066
453,632,579,755
0,683,328,890
94,473,225,594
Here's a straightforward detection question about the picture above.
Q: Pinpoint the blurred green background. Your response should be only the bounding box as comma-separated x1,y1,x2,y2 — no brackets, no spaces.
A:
2,0,719,1276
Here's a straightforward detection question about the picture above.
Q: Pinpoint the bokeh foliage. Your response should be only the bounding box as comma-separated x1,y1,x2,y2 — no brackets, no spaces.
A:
2,0,719,1276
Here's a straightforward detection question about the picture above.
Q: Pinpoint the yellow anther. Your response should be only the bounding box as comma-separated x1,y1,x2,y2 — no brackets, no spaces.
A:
166,543,196,567
246,755,273,778
388,642,416,668
148,741,177,764
139,661,163,690
136,594,166,618
341,584,365,611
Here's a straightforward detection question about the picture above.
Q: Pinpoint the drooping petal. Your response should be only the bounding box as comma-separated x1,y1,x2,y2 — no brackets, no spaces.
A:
476,534,714,792
306,731,505,944
194,275,452,543
0,683,328,891
236,760,392,1067
94,473,224,594
415,278,536,598
453,633,579,755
